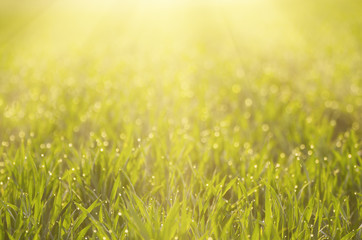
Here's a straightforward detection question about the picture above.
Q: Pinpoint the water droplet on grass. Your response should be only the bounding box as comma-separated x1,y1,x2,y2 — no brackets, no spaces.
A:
245,98,253,107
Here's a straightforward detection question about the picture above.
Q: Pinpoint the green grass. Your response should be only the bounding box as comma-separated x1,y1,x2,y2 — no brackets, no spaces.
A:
0,0,361,239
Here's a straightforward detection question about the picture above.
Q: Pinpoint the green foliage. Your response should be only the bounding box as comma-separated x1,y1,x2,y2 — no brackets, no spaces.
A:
0,0,361,239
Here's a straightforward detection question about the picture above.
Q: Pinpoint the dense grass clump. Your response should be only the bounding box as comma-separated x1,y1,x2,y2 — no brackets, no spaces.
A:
0,0,361,239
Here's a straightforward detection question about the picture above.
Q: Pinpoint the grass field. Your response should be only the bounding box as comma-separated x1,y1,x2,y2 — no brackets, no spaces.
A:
0,0,361,239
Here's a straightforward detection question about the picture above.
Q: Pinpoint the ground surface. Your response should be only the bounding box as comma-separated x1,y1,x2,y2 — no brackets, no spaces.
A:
0,0,361,239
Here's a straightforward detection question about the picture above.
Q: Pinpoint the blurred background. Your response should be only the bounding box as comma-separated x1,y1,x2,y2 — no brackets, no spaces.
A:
0,0,361,149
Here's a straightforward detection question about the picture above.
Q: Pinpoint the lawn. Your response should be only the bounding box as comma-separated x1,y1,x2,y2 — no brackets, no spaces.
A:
0,0,361,239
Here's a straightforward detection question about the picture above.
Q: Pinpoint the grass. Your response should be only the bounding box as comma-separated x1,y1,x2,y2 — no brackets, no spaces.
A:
0,0,361,239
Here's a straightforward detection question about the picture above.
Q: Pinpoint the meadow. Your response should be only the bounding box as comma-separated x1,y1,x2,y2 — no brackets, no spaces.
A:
0,0,361,239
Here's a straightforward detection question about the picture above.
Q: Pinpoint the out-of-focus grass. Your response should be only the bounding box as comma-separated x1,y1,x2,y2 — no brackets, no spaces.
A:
0,0,361,239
